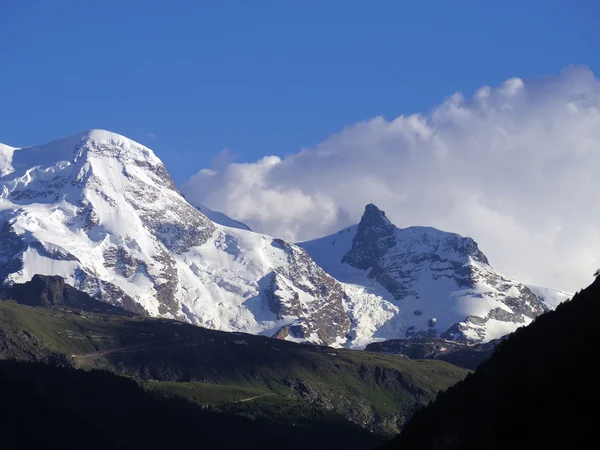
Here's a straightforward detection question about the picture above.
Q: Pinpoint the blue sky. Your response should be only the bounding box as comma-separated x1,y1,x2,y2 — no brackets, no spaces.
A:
1,0,598,183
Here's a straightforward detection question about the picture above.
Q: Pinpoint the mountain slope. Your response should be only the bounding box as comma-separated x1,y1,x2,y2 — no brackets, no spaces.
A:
384,278,600,450
300,204,557,344
0,131,348,345
0,295,467,435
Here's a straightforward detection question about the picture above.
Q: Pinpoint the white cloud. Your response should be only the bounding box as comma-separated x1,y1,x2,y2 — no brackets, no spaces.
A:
181,65,600,293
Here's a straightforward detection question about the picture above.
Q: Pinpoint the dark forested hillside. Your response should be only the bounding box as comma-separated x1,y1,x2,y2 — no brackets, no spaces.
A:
384,277,600,450
0,287,466,437
0,359,384,450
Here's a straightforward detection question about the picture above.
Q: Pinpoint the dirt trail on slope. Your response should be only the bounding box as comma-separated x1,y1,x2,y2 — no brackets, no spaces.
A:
236,394,276,403
70,337,191,359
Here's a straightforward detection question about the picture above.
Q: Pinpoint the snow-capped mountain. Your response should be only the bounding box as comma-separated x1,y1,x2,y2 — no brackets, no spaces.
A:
0,130,570,348
299,204,570,345
0,130,349,345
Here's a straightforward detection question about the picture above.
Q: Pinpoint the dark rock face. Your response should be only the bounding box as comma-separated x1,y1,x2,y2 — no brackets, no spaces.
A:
0,274,135,316
150,249,180,317
365,337,502,370
103,247,146,278
342,203,397,271
267,239,351,345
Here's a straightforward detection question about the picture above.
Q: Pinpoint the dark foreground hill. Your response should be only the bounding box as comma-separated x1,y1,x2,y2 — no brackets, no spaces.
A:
384,277,600,450
0,359,382,450
0,279,467,437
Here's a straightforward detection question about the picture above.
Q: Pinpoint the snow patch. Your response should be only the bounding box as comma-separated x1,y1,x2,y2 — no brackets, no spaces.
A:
526,284,572,309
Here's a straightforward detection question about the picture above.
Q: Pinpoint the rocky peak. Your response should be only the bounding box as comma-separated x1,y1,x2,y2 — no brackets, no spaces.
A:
343,203,490,284
342,204,396,270
360,203,394,229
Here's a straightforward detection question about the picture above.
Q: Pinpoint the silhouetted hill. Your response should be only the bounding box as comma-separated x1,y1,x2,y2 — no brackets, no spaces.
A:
384,277,600,450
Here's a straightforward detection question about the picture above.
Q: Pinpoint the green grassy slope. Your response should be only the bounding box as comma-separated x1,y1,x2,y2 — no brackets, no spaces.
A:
0,300,467,435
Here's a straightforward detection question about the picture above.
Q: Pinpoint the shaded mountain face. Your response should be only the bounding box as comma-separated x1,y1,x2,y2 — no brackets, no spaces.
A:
300,204,562,344
0,131,348,345
385,278,600,450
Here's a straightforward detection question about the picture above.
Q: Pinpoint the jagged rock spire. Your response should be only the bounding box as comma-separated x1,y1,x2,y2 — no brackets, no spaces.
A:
342,204,397,271
359,203,393,228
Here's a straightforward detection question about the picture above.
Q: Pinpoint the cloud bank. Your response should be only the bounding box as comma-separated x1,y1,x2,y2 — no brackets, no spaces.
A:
181,66,600,293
